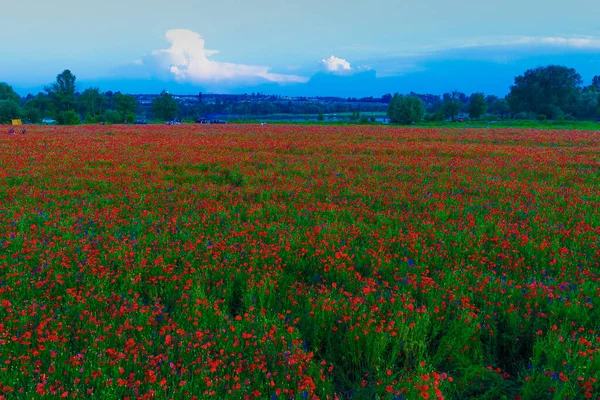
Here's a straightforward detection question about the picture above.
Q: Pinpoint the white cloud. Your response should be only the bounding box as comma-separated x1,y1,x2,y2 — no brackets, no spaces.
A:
534,36,600,49
458,35,600,50
320,56,352,73
365,35,600,74
144,29,308,84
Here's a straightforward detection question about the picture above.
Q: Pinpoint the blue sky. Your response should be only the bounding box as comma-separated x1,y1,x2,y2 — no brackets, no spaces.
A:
3,0,600,96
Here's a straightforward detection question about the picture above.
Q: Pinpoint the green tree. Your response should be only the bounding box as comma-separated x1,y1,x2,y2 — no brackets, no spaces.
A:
0,83,20,103
114,93,137,122
442,92,461,121
425,111,444,122
467,93,487,119
57,110,80,125
45,70,77,116
24,93,50,121
0,100,21,123
103,110,123,124
507,65,582,119
78,88,107,119
576,90,599,119
387,94,425,124
151,91,179,121
592,75,600,91
487,98,509,118
23,107,42,123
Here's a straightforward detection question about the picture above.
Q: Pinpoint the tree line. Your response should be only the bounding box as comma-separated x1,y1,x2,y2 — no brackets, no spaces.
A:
387,66,600,124
1,66,599,125
0,70,179,124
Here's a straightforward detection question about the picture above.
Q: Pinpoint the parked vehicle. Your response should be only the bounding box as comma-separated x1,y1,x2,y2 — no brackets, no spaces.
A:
134,120,148,125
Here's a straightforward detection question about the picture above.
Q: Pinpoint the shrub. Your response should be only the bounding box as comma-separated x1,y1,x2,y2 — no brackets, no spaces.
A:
58,110,81,125
104,110,123,124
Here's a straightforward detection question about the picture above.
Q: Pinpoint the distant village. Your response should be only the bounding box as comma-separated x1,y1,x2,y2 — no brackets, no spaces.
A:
131,92,392,122
134,92,391,107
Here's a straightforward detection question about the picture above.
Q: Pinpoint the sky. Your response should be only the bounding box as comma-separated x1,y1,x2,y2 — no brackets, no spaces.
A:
3,0,600,96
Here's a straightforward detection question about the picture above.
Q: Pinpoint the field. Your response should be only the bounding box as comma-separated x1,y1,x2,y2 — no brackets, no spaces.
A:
0,125,599,399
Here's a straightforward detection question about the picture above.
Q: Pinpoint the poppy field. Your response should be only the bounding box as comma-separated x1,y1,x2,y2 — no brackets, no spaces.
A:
0,124,599,399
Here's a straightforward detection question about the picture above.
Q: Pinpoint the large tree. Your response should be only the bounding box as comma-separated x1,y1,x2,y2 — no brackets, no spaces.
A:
576,90,600,119
45,69,77,114
78,88,107,119
113,93,137,122
387,94,425,124
0,83,20,103
467,93,487,119
592,75,600,92
23,93,50,122
151,91,179,121
0,100,21,123
442,92,461,121
487,98,509,118
507,65,582,119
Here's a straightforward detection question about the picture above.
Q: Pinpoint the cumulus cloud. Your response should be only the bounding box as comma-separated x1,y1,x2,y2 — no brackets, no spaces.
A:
142,29,308,84
320,56,352,73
